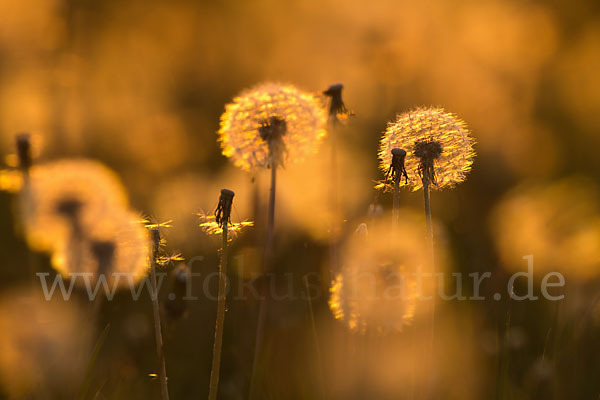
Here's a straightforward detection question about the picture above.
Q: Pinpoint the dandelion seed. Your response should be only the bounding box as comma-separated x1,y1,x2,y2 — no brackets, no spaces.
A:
198,211,253,239
218,82,327,171
378,107,475,191
141,219,174,229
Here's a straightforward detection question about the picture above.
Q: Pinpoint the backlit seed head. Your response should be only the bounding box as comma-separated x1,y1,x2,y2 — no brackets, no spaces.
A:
22,159,128,254
379,107,475,191
218,82,327,171
51,209,151,288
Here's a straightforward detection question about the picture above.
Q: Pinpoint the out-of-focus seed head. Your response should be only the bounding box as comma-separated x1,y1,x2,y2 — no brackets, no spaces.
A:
22,159,128,254
52,210,152,288
329,209,449,334
218,82,327,171
379,107,475,191
491,178,600,281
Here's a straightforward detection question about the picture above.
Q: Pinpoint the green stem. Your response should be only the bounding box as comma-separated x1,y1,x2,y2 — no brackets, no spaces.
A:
150,248,170,400
209,224,229,400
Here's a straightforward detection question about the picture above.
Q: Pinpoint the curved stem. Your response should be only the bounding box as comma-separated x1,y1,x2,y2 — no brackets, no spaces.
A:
209,225,229,400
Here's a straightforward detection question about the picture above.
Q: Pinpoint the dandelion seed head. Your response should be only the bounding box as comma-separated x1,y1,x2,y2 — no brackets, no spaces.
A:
379,107,475,191
330,209,449,334
218,82,327,171
22,159,128,253
52,209,151,287
0,288,92,397
492,178,600,281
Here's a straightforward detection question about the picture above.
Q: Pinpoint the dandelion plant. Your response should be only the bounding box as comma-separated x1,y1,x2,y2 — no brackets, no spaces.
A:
379,106,474,274
199,189,252,400
378,107,475,391
207,189,234,400
218,82,326,396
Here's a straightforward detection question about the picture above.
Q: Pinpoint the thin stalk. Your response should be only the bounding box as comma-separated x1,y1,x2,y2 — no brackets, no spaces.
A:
249,165,277,399
209,224,229,400
150,242,170,400
422,175,435,400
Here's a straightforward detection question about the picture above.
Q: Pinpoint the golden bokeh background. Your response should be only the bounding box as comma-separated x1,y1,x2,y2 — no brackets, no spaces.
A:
0,0,599,398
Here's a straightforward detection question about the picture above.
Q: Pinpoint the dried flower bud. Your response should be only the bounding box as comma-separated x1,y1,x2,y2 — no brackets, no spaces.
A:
215,189,235,228
386,148,408,184
323,83,346,118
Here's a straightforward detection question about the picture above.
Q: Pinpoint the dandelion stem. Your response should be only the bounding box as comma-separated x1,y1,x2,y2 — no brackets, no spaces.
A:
422,175,436,400
208,223,229,400
150,231,170,400
250,165,277,399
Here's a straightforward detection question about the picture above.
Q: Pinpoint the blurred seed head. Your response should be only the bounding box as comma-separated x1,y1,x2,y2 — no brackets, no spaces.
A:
0,287,92,398
329,209,448,334
22,159,128,254
218,82,327,171
379,107,475,191
491,177,600,281
53,209,152,287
